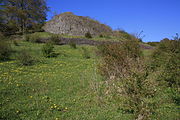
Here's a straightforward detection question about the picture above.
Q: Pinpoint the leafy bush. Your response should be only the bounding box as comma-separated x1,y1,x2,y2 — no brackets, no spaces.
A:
69,41,77,49
150,38,180,87
17,50,35,66
85,32,92,38
98,39,142,78
81,47,90,59
149,37,180,106
97,39,158,119
42,43,56,58
0,39,12,61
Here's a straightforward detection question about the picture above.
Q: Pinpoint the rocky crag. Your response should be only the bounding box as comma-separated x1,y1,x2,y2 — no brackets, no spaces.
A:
43,12,113,36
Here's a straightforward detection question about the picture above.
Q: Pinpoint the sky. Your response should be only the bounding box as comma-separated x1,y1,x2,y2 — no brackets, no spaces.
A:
46,0,180,42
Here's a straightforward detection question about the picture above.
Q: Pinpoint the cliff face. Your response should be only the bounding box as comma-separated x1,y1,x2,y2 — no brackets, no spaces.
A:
43,12,113,36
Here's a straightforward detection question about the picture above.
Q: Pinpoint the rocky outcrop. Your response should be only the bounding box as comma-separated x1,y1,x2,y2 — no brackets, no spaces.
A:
43,12,113,36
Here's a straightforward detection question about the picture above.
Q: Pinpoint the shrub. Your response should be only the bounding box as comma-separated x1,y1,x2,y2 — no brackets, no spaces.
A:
150,39,180,87
69,41,77,49
147,42,159,47
25,34,41,43
30,34,41,43
0,39,12,61
98,39,142,78
50,34,60,44
97,39,158,119
99,34,104,38
24,34,31,41
81,47,90,59
85,32,92,38
42,43,55,58
17,50,35,66
0,32,5,39
13,40,19,46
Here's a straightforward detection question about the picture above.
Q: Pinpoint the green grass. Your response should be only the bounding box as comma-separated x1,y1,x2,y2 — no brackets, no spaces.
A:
0,40,179,120
0,41,133,120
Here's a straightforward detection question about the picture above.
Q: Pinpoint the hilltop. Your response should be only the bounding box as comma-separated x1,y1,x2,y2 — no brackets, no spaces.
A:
43,12,113,36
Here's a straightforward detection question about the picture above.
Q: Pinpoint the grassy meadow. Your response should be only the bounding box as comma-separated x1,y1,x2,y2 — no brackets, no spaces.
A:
0,36,179,120
0,41,131,120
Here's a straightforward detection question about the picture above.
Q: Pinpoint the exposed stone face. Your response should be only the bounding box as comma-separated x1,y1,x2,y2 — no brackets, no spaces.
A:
43,12,113,36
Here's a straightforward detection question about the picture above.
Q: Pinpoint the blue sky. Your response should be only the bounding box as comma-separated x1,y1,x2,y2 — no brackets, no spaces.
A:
46,0,180,42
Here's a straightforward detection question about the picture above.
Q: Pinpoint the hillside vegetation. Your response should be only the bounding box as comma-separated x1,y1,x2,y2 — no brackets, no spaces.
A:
0,34,179,119
0,1,179,119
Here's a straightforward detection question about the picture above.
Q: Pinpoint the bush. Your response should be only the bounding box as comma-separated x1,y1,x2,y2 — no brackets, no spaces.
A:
147,42,159,47
30,34,41,43
42,43,56,58
97,39,158,119
85,32,92,38
98,39,142,78
69,41,77,49
99,34,104,38
13,40,19,46
25,34,41,43
17,50,35,66
81,47,90,59
0,39,12,61
50,34,60,44
0,32,5,39
24,34,31,41
150,39,180,87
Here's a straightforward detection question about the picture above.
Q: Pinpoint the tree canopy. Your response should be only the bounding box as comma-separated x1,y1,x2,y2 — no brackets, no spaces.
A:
0,0,48,35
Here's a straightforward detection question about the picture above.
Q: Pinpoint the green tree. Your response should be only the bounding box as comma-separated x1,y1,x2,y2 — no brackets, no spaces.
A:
0,0,48,35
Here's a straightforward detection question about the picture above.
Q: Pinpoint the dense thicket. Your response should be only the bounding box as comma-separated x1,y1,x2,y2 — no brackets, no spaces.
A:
98,39,159,120
97,35,180,119
150,37,180,106
0,0,48,35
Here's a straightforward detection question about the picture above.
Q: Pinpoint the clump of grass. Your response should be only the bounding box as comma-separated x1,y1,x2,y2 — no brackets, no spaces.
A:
69,41,77,49
16,50,35,66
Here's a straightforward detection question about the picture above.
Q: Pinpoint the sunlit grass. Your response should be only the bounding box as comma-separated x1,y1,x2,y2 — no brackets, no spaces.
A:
0,40,178,120
0,41,133,120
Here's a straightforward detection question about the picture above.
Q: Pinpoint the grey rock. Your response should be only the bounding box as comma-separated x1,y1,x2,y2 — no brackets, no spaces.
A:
43,12,113,36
